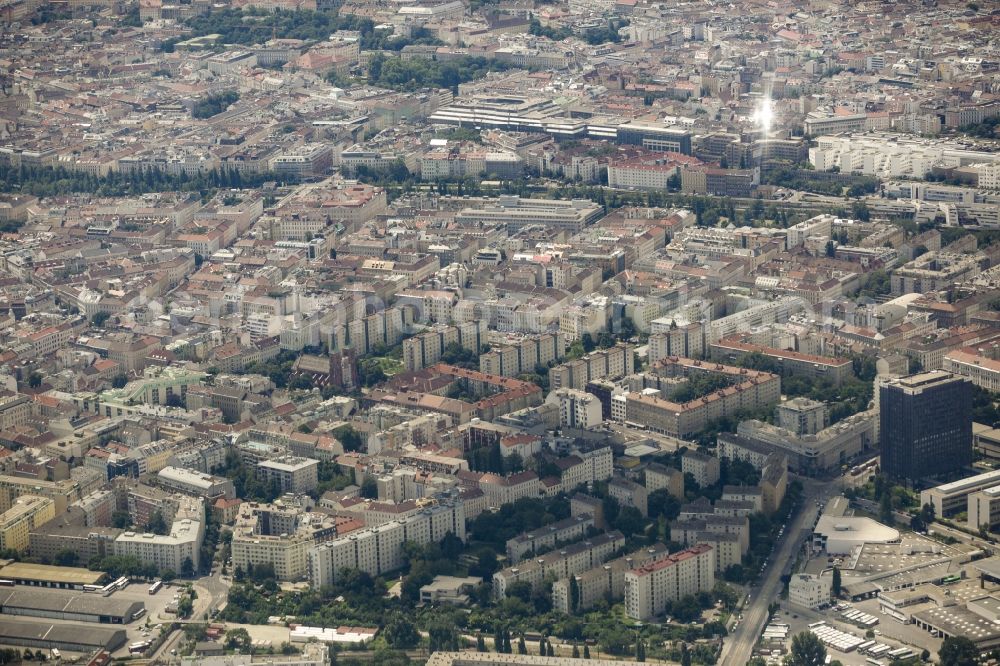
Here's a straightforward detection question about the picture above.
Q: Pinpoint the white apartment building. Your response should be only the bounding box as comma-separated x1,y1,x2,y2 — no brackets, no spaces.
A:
786,215,835,249
707,297,808,343
978,163,1000,190
607,162,677,191
809,134,1000,179
944,349,1000,393
114,496,205,572
788,573,831,609
644,463,684,499
257,457,319,494
681,450,720,487
546,388,603,429
479,471,540,507
551,544,669,613
921,468,1000,518
624,544,715,620
611,392,627,423
308,499,465,588
492,531,625,598
968,485,1000,532
157,466,235,499
231,503,339,581
559,297,611,343
402,321,486,372
0,495,55,552
506,513,594,563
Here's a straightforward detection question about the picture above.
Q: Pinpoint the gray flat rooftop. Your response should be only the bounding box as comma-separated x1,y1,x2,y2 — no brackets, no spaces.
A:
0,617,126,649
912,605,1000,644
0,588,144,618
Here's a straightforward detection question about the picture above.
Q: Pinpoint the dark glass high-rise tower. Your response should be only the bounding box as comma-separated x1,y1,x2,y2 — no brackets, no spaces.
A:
880,371,972,482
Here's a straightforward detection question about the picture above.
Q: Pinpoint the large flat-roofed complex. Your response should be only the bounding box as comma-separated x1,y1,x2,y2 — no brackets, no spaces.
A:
454,196,605,234
0,562,105,590
0,617,126,652
427,96,691,153
0,588,144,624
880,371,972,481
725,410,876,476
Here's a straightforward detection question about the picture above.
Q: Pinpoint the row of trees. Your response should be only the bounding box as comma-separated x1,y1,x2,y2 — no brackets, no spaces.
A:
0,163,295,199
762,166,879,197
162,8,442,53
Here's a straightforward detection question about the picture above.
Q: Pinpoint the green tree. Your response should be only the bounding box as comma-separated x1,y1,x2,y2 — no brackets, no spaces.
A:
384,613,419,649
476,634,486,652
225,628,251,652
583,646,590,659
146,510,169,535
879,491,895,526
27,373,42,389
91,311,111,327
177,595,194,618
112,511,132,529
939,636,979,666
832,566,841,597
788,631,827,666
181,556,195,578
54,549,79,566
360,476,378,499
569,576,580,613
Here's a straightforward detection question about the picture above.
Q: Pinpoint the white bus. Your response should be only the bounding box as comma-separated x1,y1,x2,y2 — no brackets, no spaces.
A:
149,581,163,595
128,643,151,655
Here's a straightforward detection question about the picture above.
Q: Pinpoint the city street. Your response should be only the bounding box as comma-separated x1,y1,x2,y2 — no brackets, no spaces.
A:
720,479,841,666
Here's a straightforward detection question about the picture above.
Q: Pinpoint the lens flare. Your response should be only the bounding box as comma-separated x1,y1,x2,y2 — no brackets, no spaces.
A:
755,98,773,136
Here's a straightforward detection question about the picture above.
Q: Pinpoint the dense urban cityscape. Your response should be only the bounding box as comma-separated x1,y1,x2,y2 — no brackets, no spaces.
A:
0,0,999,665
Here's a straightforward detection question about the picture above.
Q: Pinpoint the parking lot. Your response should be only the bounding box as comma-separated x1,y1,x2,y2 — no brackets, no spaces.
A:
773,603,938,666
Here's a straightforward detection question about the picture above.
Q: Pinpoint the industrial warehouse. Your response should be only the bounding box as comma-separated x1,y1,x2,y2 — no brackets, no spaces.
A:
0,588,145,624
0,562,105,590
0,618,127,652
